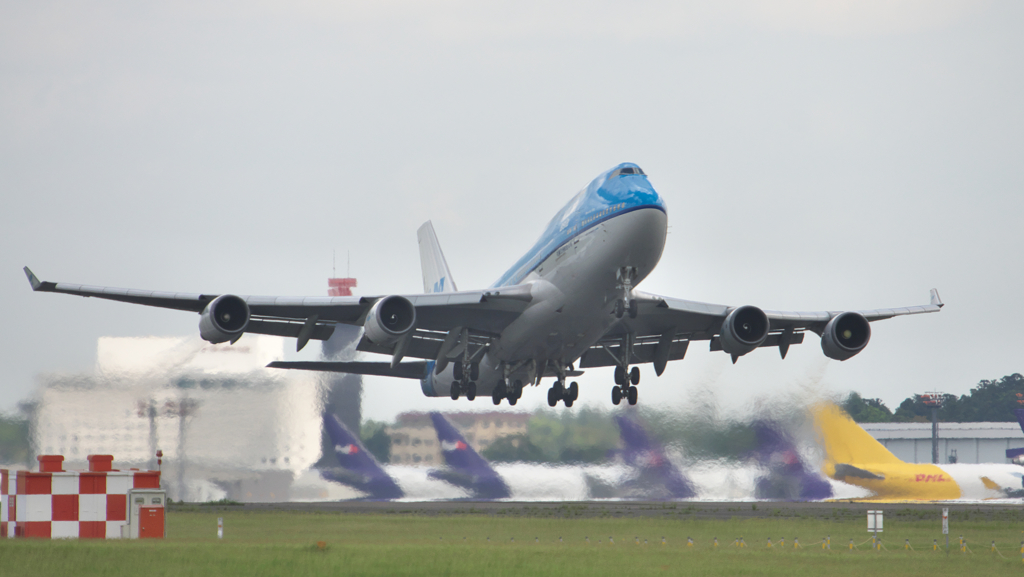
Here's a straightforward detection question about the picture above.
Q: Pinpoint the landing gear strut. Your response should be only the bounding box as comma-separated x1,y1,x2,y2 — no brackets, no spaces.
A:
614,267,639,319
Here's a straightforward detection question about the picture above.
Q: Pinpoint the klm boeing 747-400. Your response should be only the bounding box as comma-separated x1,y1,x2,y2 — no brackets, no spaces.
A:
23,163,943,407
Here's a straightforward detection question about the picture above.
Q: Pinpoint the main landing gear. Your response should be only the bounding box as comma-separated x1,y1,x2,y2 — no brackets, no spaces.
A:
450,360,480,401
547,380,579,408
450,380,476,401
491,379,523,406
611,365,640,406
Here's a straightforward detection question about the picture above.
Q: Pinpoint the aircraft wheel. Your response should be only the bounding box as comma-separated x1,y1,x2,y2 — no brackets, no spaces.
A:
628,299,638,318
470,362,480,381
564,397,574,408
466,382,477,401
614,299,625,319
630,366,640,385
567,381,579,401
611,386,622,405
450,382,461,400
493,382,506,405
627,385,638,405
544,387,561,405
492,392,502,405
508,396,518,406
614,366,626,386
453,362,464,381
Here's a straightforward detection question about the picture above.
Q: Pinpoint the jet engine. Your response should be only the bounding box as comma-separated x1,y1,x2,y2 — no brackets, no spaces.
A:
199,294,250,344
719,305,769,357
363,295,417,345
820,312,871,361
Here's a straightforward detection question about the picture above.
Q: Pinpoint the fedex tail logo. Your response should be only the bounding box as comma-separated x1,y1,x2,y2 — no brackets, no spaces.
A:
336,444,359,455
441,440,468,451
914,473,948,482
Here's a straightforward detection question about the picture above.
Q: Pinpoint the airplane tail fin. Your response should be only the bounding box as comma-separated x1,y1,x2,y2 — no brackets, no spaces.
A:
323,413,387,474
428,412,510,499
614,415,655,467
417,221,458,294
1007,409,1024,461
322,413,404,499
811,402,904,467
429,412,491,471
613,415,697,499
751,420,833,500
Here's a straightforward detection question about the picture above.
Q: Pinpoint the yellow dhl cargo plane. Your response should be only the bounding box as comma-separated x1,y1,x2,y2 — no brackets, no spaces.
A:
813,403,1024,500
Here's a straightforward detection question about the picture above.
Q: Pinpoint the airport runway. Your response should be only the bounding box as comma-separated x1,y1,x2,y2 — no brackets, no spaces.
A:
193,500,1024,522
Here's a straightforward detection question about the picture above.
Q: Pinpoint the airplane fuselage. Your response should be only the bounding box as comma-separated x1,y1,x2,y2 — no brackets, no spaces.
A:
831,461,1024,501
422,164,667,398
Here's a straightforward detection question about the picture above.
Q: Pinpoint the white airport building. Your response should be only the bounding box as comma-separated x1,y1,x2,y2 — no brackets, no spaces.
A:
32,335,323,502
862,422,1024,464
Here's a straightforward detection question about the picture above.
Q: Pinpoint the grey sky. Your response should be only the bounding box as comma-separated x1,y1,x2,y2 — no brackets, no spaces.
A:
2,1,1022,422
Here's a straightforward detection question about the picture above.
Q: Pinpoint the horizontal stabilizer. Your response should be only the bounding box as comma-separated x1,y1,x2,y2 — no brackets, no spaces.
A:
267,361,428,379
833,463,885,480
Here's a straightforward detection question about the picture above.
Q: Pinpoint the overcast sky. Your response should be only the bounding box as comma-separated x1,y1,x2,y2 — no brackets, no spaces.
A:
2,1,1022,422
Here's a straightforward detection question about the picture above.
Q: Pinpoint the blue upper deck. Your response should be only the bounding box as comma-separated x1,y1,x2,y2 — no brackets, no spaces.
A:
491,163,666,288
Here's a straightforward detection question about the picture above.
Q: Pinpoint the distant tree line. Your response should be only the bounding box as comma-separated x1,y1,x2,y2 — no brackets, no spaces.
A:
844,373,1024,423
0,402,33,466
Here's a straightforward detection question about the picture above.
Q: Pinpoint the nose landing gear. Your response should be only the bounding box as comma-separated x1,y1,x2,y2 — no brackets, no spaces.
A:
614,267,640,319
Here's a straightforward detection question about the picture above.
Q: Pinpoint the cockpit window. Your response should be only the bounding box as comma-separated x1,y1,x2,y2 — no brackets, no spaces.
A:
610,166,645,178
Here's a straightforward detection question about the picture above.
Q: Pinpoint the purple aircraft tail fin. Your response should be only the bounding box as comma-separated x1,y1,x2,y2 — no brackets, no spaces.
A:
613,415,696,499
428,412,510,499
1005,409,1024,461
751,420,832,501
321,413,404,499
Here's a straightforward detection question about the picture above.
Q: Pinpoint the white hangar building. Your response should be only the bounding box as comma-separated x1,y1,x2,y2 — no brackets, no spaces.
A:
861,422,1024,464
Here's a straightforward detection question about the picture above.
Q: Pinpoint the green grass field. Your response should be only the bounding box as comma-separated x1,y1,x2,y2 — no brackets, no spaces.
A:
3,508,1023,576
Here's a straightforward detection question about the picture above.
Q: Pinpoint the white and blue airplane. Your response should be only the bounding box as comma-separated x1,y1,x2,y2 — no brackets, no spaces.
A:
24,163,942,407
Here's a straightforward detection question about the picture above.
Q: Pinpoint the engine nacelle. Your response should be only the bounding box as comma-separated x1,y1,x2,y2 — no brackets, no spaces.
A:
720,305,770,357
199,294,250,344
821,312,871,361
363,295,417,345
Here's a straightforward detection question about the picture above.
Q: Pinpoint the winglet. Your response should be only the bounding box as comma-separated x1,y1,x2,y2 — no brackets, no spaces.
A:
23,267,42,291
929,288,943,308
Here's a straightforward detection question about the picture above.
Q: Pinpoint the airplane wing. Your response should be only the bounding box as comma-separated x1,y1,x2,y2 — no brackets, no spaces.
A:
23,267,532,356
579,289,943,372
